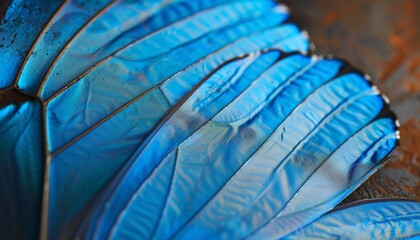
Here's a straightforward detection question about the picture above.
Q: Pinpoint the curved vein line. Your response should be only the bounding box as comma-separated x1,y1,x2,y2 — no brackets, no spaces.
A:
106,52,260,232
161,28,304,117
148,149,179,239
159,21,298,91
215,56,318,126
146,55,264,238
47,20,295,155
247,133,397,239
41,0,250,100
247,116,393,239
110,148,180,239
229,89,377,237
46,17,277,105
47,1,287,103
165,55,325,238
50,87,155,157
327,198,414,214
112,3,269,65
49,42,257,154
258,89,377,191
13,0,70,88
47,17,294,104
4,1,290,238
167,52,311,155
40,101,52,240
34,0,119,96
54,56,260,236
50,44,263,155
169,68,359,239
91,53,261,238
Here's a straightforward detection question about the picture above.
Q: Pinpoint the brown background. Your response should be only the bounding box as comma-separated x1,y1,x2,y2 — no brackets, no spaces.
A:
283,0,420,202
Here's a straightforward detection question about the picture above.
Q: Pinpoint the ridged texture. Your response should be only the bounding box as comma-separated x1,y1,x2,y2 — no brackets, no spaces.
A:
82,51,398,240
0,101,43,240
284,200,420,239
0,0,312,239
17,0,114,94
0,0,404,239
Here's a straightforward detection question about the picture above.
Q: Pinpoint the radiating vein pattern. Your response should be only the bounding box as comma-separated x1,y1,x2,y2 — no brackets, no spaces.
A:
46,2,292,152
45,2,304,237
82,51,398,240
0,0,310,239
0,0,401,239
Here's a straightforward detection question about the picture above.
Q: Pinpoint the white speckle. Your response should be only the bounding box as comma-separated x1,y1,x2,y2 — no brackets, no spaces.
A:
276,4,290,14
382,94,390,104
396,130,401,140
371,86,380,94
301,30,309,40
311,55,320,61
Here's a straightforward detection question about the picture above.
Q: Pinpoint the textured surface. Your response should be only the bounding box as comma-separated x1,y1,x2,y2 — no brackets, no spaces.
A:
0,1,311,239
283,0,420,202
80,51,398,240
0,0,410,239
284,200,420,239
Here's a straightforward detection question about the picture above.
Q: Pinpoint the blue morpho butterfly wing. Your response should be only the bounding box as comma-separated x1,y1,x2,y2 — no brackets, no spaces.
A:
81,50,398,240
19,0,258,95
284,200,420,239
46,0,284,153
39,0,278,100
47,2,307,239
0,0,62,89
247,118,398,239
0,101,43,240
17,0,166,94
0,0,63,238
49,28,308,239
0,0,311,239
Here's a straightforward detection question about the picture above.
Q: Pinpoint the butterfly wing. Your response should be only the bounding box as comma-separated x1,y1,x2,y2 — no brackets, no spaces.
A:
284,200,420,239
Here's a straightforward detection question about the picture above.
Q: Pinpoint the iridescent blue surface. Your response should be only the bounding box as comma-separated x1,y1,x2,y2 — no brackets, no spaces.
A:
284,200,420,239
0,100,43,239
17,0,114,94
0,0,62,89
1,0,309,238
0,0,404,239
79,51,398,240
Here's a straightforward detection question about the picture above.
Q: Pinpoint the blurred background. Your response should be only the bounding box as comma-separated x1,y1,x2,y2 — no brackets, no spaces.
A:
283,0,420,202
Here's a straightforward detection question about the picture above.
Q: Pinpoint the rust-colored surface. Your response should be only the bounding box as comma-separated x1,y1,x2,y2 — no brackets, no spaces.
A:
283,0,420,202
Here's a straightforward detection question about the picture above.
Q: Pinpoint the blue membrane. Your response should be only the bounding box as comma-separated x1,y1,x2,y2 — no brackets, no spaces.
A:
45,3,291,153
80,51,397,240
0,100,43,240
0,0,63,89
1,1,303,238
40,0,278,100
45,4,304,239
284,200,420,239
16,0,114,94
0,1,400,239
